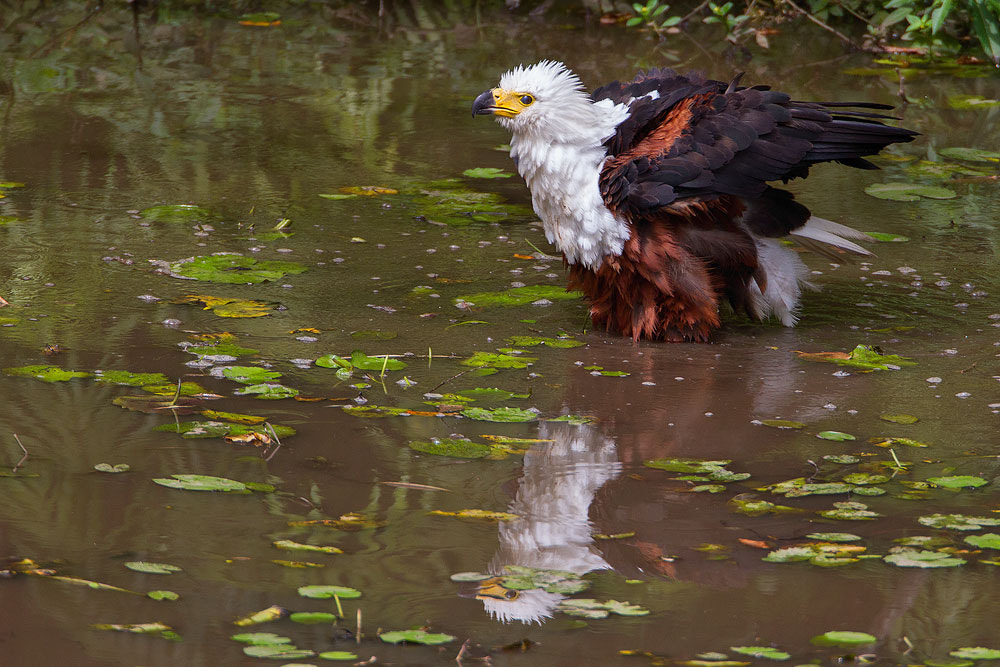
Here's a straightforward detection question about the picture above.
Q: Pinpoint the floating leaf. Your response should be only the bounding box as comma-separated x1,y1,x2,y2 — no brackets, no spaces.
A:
94,463,130,473
231,632,292,645
811,631,877,647
884,550,966,568
162,254,307,284
870,436,929,448
319,650,359,660
379,630,455,645
124,561,182,575
805,533,862,542
273,539,343,555
152,474,249,493
349,350,407,371
174,294,275,318
947,95,1000,109
965,533,1000,549
234,383,299,399
457,285,582,308
289,611,338,624
429,509,519,521
199,409,266,424
409,438,491,458
0,181,26,188
463,167,513,179
95,370,170,386
3,364,90,382
927,476,989,489
818,502,882,520
759,419,805,430
461,351,536,370
950,648,1000,660
729,646,790,661
222,366,282,384
147,590,179,601
864,182,957,201
644,458,733,473
288,513,384,531
93,622,178,640
919,514,1000,531
824,455,861,464
797,345,916,371
142,381,205,396
297,584,362,599
938,147,1000,162
243,645,315,659
338,185,398,196
546,414,596,425
557,598,650,618
842,473,890,486
141,204,211,222
154,421,294,440
817,431,856,442
238,11,281,25
460,406,538,423
506,335,584,348
233,605,287,626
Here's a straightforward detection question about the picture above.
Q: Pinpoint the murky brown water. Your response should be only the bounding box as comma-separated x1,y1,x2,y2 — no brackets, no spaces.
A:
2,4,999,666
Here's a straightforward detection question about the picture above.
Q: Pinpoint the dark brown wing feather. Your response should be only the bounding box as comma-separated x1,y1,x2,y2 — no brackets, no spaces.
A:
576,69,916,341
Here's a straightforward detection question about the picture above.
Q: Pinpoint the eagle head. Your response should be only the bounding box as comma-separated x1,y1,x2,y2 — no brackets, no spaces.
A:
472,60,591,135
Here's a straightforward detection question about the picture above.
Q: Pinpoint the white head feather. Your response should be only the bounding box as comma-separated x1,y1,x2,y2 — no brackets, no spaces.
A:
486,61,632,268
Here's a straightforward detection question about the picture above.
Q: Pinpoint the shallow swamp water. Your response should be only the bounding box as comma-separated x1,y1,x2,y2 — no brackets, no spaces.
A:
1,4,999,666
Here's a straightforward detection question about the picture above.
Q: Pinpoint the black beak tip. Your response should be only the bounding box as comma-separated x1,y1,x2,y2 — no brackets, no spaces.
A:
472,90,494,118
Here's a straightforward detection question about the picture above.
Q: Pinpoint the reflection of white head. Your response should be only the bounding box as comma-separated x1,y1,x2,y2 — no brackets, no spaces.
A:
484,424,620,624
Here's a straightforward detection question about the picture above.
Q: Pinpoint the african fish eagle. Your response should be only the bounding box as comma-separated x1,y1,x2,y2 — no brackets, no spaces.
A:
472,61,917,342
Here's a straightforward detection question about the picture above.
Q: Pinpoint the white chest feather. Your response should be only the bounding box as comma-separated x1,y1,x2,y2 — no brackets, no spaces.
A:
506,100,632,270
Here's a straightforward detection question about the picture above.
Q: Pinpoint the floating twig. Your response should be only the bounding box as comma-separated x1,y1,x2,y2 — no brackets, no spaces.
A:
12,433,28,473
428,367,476,393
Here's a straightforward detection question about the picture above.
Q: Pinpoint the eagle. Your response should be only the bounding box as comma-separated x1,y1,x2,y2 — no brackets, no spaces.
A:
472,61,917,342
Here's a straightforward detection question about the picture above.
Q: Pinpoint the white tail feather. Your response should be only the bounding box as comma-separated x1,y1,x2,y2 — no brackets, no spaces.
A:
790,216,874,257
749,239,812,327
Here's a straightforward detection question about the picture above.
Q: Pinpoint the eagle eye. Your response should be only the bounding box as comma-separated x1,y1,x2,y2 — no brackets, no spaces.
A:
519,94,534,106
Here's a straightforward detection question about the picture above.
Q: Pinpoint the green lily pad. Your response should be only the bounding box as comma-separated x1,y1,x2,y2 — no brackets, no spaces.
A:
152,474,249,492
165,254,307,284
289,612,338,624
644,458,732,473
379,629,455,645
729,646,790,661
456,285,582,308
817,431,856,441
0,181,26,188
233,383,299,399
147,590,179,601
870,436,929,448
864,182,957,201
142,381,205,396
947,95,1000,109
506,335,584,348
124,561,182,575
175,294,275,318
937,147,1000,162
927,475,989,489
95,370,171,386
824,455,861,464
454,387,530,402
557,598,650,618
818,502,882,520
342,405,410,418
141,204,212,222
811,631,877,647
461,351,537,369
950,648,1000,660
884,550,966,568
318,651,360,660
154,421,295,439
348,350,406,371
3,365,91,382
243,645,315,659
273,539,343,554
918,514,1000,531
94,463,131,473
842,473,890,486
297,585,362,599
463,167,513,179
222,366,282,384
460,406,538,423
964,533,1000,549
880,413,918,424
231,632,292,645
409,438,491,459
806,532,862,542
